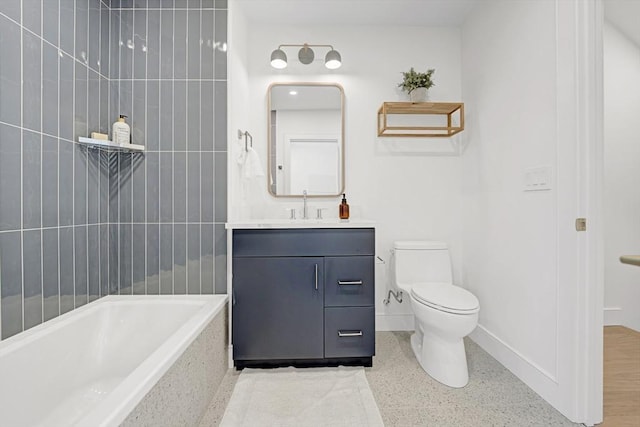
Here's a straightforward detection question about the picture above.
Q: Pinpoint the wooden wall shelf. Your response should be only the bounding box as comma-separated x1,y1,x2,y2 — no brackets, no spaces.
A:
377,102,464,137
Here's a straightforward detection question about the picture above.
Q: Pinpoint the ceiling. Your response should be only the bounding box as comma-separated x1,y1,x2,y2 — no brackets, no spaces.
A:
234,0,479,26
604,0,640,47
234,0,640,48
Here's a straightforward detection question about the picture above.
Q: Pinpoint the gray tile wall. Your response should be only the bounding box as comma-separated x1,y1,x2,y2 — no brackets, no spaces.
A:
0,0,227,340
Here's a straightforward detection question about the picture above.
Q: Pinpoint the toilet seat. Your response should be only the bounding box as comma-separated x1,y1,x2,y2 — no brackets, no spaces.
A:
411,282,480,315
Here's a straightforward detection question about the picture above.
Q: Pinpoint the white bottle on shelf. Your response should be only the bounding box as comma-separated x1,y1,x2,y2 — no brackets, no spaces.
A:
112,114,130,145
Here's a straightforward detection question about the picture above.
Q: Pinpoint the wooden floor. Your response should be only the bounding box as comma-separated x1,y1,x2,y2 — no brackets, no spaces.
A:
602,326,640,427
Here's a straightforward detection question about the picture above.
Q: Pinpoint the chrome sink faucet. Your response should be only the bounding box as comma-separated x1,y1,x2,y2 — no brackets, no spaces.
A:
302,190,308,219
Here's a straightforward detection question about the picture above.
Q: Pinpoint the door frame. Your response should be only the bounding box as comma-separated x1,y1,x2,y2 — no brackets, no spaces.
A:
559,0,605,424
588,0,605,424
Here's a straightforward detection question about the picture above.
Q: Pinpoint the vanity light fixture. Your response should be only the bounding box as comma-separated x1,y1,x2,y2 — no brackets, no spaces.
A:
324,49,342,70
270,48,288,69
270,43,342,69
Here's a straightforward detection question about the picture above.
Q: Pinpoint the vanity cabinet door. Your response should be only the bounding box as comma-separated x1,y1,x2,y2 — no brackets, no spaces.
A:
232,257,324,360
324,256,374,307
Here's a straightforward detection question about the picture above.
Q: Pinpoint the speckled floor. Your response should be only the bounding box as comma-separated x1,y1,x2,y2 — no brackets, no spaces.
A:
365,332,577,426
199,332,579,426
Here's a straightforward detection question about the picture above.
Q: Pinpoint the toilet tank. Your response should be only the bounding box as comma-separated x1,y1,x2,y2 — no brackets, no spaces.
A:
393,241,452,287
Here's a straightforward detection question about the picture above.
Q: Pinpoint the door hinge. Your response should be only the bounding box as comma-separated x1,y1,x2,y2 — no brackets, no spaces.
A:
575,218,587,231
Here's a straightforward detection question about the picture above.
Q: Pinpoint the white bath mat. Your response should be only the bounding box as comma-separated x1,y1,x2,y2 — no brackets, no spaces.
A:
219,366,384,427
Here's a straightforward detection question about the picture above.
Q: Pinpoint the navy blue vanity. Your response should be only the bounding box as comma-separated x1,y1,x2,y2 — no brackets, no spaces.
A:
231,227,375,368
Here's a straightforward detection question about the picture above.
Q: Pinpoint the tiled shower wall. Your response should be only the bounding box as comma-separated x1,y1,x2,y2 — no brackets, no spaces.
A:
107,0,227,297
0,0,227,340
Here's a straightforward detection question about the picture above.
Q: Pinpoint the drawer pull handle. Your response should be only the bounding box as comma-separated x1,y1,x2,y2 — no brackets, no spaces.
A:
338,280,363,286
338,330,363,337
315,264,318,290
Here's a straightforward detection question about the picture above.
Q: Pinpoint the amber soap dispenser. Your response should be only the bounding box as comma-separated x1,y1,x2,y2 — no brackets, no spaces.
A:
339,193,350,220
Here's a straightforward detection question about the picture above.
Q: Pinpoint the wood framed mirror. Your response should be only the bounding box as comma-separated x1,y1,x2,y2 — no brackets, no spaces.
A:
267,82,345,197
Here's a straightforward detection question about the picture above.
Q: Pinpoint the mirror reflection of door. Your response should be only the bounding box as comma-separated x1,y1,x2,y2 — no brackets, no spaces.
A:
282,136,340,195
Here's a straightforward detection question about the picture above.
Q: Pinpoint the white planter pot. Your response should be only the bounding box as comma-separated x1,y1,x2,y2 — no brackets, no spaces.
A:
409,87,428,102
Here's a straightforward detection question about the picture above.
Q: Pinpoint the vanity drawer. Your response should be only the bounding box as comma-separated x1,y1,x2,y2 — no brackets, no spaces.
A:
233,228,375,257
324,307,375,358
324,256,374,307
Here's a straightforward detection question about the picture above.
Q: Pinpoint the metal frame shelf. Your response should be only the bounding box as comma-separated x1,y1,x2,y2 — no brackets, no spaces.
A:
78,137,145,152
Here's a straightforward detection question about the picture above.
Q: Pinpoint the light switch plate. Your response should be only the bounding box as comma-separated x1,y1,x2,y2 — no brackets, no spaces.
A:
523,166,552,191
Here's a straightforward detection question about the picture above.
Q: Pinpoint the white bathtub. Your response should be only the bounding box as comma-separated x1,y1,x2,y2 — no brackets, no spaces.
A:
0,295,228,427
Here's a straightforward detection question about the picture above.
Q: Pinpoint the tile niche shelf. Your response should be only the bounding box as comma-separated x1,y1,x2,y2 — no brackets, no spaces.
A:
78,137,145,152
377,102,464,137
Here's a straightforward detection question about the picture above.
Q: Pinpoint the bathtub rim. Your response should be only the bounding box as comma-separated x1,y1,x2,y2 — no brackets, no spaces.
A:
0,294,228,427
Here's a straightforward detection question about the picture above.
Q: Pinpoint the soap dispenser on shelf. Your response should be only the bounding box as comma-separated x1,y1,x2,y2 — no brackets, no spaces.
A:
112,114,130,145
339,193,350,220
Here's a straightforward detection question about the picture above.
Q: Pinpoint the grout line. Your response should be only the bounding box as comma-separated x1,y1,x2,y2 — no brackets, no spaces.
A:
0,222,130,235
40,3,45,323
85,157,89,302
199,2,204,295
130,8,135,295
172,2,175,295
86,0,90,305
105,4,113,296
107,2,112,297
20,0,25,334
185,5,190,294
97,0,103,300
96,36,104,298
130,160,133,294
72,0,78,310
97,155,101,300
111,8,220,11
57,0,62,318
0,119,217,140
117,4,122,295
158,3,163,294
97,78,221,81
145,4,149,295
71,0,77,310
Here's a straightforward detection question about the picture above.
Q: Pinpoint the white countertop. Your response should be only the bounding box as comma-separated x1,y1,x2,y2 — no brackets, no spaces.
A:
225,219,376,229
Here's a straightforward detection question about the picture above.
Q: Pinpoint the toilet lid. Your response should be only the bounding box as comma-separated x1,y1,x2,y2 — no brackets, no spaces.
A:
411,282,479,314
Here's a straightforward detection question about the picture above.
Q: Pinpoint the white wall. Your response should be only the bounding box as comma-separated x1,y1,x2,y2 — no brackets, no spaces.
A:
227,5,250,224
461,1,604,421
460,0,563,396
603,22,640,331
229,19,464,329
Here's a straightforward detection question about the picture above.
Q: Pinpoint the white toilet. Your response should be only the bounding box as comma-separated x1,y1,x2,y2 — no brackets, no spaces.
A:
393,241,479,388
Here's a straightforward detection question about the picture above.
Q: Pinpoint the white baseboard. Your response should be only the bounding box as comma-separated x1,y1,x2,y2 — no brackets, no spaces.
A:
603,307,622,326
469,325,561,411
375,314,414,331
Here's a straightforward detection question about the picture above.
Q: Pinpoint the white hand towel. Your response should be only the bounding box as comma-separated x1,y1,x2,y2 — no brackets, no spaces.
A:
242,147,265,178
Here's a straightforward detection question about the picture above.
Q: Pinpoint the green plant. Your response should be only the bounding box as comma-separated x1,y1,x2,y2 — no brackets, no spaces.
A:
398,67,435,93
